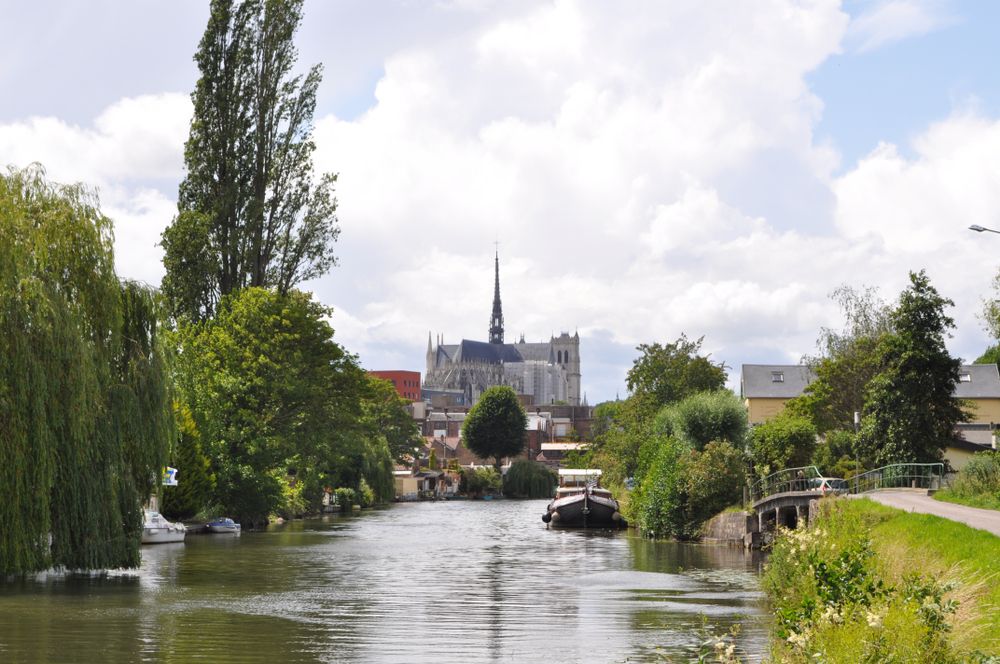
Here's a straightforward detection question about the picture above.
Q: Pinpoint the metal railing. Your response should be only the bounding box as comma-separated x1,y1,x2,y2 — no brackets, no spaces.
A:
848,463,945,494
751,465,823,502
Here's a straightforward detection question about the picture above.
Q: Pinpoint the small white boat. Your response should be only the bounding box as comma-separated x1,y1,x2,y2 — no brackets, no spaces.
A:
142,510,187,544
205,517,241,534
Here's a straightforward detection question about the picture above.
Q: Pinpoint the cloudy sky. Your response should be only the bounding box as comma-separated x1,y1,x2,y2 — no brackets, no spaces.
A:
4,0,1000,403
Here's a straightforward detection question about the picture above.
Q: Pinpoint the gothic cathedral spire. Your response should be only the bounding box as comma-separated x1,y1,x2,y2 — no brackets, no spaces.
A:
489,250,504,344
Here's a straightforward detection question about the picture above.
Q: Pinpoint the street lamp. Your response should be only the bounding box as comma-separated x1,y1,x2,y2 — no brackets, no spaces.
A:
970,224,1000,234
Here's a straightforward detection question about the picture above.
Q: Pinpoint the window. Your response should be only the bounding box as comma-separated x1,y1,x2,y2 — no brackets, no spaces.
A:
959,373,972,383
771,372,784,383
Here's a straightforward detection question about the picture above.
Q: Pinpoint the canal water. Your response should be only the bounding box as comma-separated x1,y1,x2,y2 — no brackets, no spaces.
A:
0,500,767,663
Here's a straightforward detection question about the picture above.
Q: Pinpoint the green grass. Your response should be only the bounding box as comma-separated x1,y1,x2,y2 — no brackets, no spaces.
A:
763,498,1000,660
864,499,1000,652
934,488,1000,512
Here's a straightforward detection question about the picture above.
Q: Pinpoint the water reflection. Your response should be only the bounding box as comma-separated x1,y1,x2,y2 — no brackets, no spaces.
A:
0,500,767,663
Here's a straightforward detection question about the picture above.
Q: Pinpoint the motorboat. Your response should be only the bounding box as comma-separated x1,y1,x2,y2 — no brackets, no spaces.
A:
542,485,626,529
141,510,187,544
205,517,241,534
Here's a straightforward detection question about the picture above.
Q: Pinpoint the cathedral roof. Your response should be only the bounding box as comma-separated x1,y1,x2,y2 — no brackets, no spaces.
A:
453,339,524,364
514,342,555,363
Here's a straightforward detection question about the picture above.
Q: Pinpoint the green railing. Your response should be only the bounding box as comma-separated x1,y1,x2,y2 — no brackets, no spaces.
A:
849,463,945,494
751,465,823,502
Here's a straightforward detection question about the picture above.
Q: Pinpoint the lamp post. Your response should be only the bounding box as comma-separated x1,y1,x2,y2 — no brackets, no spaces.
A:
969,224,1000,235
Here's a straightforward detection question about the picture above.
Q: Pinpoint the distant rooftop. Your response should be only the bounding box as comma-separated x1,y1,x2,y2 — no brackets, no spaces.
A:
741,364,816,399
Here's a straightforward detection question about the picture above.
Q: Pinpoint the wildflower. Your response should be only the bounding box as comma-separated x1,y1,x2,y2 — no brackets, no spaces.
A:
866,611,882,629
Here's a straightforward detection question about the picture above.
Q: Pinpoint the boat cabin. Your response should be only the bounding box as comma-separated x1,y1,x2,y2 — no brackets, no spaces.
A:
558,468,602,488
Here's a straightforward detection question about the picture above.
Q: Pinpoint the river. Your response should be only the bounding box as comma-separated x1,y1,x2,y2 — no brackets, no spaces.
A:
0,500,768,663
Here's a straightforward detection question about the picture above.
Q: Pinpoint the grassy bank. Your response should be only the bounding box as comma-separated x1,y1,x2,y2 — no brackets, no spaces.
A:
762,498,1000,662
934,489,1000,512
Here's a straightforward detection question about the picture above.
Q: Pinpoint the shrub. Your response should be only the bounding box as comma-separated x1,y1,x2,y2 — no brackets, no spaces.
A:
503,459,558,498
631,438,745,539
358,479,376,507
334,487,356,511
749,412,817,478
664,390,748,451
951,451,1000,498
459,467,501,496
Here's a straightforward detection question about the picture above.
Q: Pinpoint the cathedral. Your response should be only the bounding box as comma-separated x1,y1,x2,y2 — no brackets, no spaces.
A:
423,253,582,406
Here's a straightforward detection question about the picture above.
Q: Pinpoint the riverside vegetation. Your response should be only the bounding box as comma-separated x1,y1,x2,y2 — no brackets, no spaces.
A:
935,450,1000,512
762,498,1000,662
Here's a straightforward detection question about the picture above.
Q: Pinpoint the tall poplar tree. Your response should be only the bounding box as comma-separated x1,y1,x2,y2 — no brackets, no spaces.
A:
162,0,339,320
857,271,966,466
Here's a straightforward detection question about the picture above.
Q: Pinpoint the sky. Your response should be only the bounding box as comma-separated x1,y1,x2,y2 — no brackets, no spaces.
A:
4,0,1000,403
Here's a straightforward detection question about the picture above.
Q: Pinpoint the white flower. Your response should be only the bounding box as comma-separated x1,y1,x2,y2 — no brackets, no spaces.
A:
866,611,883,629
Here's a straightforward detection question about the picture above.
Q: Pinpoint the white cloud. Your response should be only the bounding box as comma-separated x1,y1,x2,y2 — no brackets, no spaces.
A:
6,2,1000,402
848,0,958,53
0,92,191,284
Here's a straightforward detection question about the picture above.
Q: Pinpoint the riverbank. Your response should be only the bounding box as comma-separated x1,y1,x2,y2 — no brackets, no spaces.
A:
763,497,1000,661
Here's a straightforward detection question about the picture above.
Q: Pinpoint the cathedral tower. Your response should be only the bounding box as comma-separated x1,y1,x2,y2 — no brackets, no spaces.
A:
489,251,504,344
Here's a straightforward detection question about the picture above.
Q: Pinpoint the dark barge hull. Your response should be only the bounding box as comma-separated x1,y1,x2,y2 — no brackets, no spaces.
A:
543,490,626,529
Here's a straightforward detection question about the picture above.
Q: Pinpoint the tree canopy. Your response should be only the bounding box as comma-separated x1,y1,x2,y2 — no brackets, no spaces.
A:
0,165,172,574
626,335,726,418
858,271,966,466
462,386,527,472
172,287,380,524
161,0,339,320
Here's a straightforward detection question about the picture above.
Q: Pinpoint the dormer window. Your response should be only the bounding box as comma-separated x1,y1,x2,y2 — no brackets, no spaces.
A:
959,372,972,383
771,371,784,383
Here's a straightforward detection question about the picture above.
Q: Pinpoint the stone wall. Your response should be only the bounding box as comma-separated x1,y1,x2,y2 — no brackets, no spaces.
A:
701,510,753,544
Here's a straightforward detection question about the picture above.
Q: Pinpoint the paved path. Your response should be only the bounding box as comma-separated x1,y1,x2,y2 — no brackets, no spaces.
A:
854,490,1000,537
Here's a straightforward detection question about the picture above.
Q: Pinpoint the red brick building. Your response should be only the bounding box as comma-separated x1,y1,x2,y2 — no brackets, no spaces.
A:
369,370,422,402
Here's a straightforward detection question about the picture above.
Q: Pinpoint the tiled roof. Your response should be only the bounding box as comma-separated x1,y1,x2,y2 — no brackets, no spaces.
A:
741,364,816,399
954,364,1000,398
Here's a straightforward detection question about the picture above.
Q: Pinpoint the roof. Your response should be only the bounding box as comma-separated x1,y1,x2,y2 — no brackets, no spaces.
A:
741,364,816,399
515,342,555,363
954,364,1000,399
453,339,524,364
949,437,995,453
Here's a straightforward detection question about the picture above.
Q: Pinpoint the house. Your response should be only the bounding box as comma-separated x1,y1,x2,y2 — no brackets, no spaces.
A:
741,364,816,425
740,363,1000,470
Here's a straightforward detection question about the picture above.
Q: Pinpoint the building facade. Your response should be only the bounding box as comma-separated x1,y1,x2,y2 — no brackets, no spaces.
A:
423,253,582,406
368,370,422,402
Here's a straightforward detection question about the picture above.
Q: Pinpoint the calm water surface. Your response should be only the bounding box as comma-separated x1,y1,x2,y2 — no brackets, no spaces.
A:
0,500,767,663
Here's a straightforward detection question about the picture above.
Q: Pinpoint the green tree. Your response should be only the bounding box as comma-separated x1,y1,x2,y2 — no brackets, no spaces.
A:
173,287,365,525
749,411,817,477
362,376,422,464
161,403,216,520
161,0,339,320
0,165,172,574
975,345,1000,364
858,271,966,466
626,335,727,418
786,285,892,434
503,459,558,499
462,386,527,473
663,389,747,451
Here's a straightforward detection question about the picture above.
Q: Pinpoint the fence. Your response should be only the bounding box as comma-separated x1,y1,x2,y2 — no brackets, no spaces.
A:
751,465,822,502
849,463,945,494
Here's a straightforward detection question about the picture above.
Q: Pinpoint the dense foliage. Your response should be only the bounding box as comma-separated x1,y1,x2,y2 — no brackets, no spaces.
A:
161,0,339,320
161,403,216,520
749,411,817,478
858,271,966,466
362,376,422,464
662,389,747,451
625,335,726,419
503,459,557,499
462,386,527,472
459,467,502,497
0,166,172,574
172,287,394,524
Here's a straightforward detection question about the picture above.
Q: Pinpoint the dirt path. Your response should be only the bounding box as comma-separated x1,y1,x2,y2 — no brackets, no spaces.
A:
855,490,1000,537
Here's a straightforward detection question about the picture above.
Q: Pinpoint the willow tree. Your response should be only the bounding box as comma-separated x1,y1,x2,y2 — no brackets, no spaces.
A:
0,165,172,574
161,0,339,321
